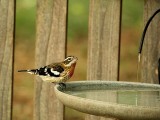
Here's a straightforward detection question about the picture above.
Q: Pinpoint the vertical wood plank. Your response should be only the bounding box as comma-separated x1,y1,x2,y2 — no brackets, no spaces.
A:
0,0,15,120
140,0,160,84
35,0,67,120
87,0,121,120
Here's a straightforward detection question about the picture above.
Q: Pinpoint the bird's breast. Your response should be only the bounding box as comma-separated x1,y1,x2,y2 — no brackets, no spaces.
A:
69,63,76,78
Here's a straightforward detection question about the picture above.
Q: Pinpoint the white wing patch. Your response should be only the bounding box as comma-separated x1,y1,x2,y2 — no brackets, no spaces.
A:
50,68,60,75
44,67,47,72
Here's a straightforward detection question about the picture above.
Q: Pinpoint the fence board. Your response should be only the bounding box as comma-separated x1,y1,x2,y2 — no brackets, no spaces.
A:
140,0,160,84
35,0,67,120
86,0,121,120
0,0,15,120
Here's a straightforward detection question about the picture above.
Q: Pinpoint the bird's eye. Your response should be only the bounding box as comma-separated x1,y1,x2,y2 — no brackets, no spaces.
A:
67,58,72,61
63,56,74,64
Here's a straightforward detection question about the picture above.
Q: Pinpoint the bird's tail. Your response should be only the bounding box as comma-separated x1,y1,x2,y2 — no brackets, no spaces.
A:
18,69,39,75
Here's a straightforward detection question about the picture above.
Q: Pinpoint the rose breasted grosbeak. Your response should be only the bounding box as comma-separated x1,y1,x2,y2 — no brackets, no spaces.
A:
18,56,78,87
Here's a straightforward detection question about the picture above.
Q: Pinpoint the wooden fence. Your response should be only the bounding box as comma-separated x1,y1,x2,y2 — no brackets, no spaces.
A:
0,0,160,120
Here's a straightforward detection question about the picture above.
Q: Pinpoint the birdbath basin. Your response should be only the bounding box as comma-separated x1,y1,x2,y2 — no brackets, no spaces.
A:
54,81,160,120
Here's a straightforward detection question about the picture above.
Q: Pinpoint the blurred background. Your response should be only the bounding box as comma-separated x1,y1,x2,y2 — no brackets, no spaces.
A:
14,0,143,120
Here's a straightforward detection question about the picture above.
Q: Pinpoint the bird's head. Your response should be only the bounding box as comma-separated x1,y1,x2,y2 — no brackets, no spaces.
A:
63,56,78,67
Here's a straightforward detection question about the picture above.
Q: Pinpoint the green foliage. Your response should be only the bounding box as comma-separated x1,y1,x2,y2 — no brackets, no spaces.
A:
16,0,89,41
16,0,143,40
16,0,36,40
122,0,143,28
68,0,89,39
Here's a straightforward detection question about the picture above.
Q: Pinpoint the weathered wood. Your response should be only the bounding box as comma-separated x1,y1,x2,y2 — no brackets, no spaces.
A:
0,0,15,120
86,0,121,120
140,0,160,84
34,0,67,120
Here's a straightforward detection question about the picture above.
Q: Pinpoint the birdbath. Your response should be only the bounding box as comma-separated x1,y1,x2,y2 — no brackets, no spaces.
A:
54,80,160,120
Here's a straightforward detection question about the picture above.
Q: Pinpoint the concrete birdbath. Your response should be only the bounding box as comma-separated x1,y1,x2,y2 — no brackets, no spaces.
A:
54,81,160,120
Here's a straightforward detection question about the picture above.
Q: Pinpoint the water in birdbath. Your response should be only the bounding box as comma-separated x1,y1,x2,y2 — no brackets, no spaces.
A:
65,89,160,108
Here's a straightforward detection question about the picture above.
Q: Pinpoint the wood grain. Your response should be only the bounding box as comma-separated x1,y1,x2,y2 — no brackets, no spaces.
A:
35,0,67,120
86,0,121,120
0,0,15,120
140,0,160,84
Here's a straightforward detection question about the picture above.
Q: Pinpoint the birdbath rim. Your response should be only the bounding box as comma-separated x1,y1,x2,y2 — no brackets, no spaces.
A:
54,80,160,120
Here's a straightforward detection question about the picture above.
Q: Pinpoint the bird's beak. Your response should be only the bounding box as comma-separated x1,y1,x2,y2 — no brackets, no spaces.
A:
74,56,78,61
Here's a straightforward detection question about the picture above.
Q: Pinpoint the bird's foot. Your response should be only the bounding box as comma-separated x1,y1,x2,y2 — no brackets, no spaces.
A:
58,82,66,90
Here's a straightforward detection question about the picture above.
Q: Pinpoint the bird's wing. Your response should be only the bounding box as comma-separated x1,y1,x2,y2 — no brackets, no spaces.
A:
38,63,65,77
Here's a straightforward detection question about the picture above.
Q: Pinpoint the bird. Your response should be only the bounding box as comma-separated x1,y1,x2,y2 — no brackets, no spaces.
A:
18,56,78,88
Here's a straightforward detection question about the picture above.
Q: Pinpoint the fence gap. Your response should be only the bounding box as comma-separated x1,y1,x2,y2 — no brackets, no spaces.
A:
13,0,36,119
65,0,89,119
120,0,143,82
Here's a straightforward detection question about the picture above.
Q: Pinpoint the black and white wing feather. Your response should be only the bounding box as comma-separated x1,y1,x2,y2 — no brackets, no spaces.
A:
18,63,65,77
45,64,64,77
